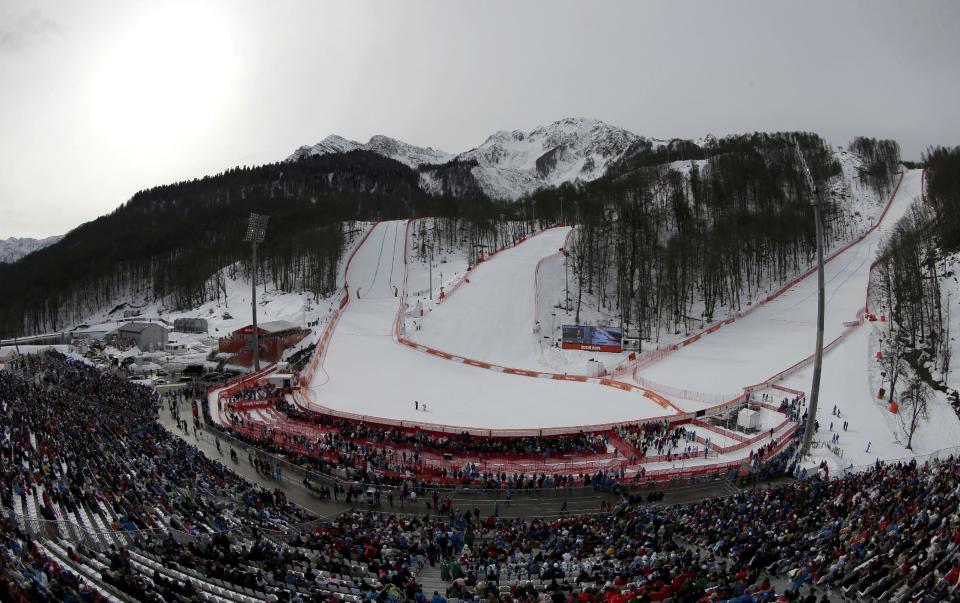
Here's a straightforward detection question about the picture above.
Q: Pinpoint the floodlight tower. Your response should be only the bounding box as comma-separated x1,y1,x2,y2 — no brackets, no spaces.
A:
794,139,825,458
244,213,270,371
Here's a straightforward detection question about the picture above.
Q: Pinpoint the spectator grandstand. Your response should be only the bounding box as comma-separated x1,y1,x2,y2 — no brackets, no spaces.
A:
208,377,800,492
1,350,958,602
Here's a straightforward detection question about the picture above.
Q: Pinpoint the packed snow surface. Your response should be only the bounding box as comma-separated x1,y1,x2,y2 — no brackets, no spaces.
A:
407,226,626,374
782,325,960,471
410,228,569,369
305,221,670,430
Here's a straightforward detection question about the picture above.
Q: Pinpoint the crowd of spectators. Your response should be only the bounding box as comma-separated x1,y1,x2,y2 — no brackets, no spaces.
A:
3,350,959,603
678,456,960,601
220,418,622,495
221,389,797,493
0,351,426,602
220,402,622,492
275,410,610,460
613,422,703,462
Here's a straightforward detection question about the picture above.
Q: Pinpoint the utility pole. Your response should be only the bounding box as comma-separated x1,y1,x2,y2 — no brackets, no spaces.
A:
794,139,825,458
244,213,269,372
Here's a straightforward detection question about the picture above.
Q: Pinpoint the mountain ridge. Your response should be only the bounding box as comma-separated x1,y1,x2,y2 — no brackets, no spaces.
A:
0,235,63,264
288,134,454,168
287,117,649,200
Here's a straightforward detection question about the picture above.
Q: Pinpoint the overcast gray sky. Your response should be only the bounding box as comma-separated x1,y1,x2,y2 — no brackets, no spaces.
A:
1,0,958,238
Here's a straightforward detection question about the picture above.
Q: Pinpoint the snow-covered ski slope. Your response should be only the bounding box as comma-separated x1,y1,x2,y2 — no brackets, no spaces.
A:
780,325,960,469
304,220,670,432
409,227,571,371
636,169,923,406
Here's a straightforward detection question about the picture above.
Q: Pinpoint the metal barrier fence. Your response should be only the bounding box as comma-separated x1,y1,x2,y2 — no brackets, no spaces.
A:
632,377,734,406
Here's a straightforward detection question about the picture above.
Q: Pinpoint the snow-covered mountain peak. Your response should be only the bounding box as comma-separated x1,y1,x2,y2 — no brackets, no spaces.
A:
287,134,452,168
287,117,648,200
288,135,360,161
363,135,453,167
454,117,644,199
0,235,63,264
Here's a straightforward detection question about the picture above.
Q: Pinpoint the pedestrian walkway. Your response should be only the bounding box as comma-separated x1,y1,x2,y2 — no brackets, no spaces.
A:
417,563,448,600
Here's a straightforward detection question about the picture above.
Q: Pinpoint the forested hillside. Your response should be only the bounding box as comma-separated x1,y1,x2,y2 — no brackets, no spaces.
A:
0,132,905,340
872,146,960,400
526,133,899,341
0,151,507,336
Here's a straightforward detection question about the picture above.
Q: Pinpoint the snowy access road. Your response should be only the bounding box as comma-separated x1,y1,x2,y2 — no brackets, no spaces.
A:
305,220,670,432
636,169,923,404
410,227,571,371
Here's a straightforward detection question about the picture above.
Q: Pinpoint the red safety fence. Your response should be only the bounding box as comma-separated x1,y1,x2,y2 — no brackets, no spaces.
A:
226,402,795,482
209,364,277,398
226,415,632,474
708,420,795,456
632,377,732,406
227,400,273,412
771,384,806,397
391,328,682,412
690,418,750,444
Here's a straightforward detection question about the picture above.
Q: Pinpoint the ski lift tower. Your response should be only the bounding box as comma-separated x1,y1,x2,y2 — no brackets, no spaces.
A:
244,213,270,371
794,139,825,459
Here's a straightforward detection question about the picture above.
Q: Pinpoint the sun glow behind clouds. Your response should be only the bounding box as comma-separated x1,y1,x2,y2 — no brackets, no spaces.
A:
93,4,239,146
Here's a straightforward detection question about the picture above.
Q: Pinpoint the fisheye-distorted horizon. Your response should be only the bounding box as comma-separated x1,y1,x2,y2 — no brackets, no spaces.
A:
1,0,958,238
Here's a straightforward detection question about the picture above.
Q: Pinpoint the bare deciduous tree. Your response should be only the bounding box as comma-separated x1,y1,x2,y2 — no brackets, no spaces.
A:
880,330,907,405
899,375,930,451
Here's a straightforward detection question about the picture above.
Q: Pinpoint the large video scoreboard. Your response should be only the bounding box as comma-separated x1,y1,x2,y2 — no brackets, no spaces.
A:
561,324,622,352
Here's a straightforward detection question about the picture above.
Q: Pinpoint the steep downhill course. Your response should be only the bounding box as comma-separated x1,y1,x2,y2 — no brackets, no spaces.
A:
303,221,671,432
409,227,572,371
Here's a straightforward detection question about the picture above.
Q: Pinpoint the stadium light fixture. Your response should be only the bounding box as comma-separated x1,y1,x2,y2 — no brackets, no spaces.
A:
244,213,270,371
793,139,825,460
425,242,435,301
